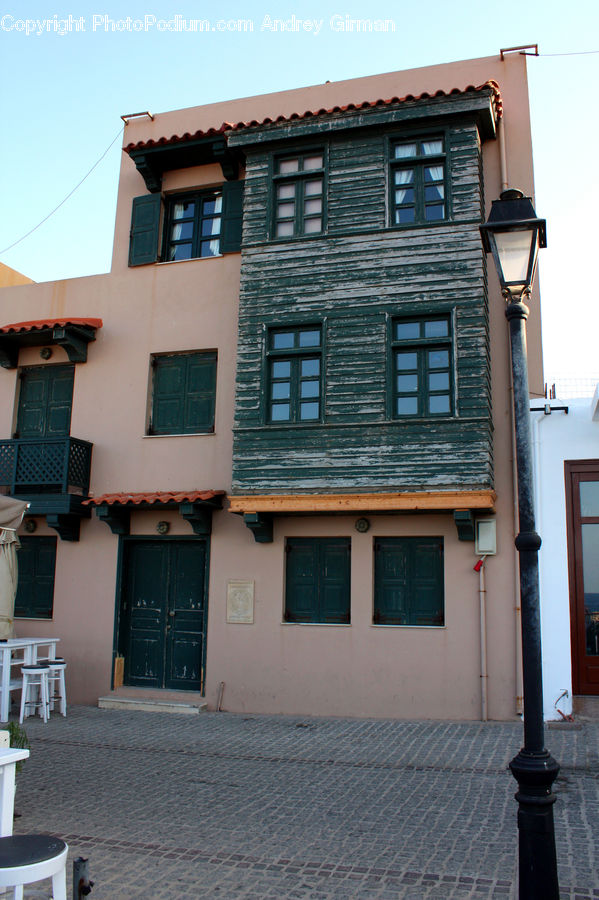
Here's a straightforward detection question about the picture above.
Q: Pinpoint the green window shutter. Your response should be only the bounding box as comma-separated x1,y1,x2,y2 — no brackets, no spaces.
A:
220,180,244,253
285,538,350,623
15,537,57,619
185,353,217,433
320,540,351,623
152,356,186,434
151,352,217,435
129,194,162,266
374,538,444,626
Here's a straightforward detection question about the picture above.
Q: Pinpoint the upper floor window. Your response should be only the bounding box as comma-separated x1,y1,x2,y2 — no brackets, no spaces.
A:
149,351,217,435
392,315,452,417
165,191,222,261
391,138,446,225
267,326,322,423
273,151,324,238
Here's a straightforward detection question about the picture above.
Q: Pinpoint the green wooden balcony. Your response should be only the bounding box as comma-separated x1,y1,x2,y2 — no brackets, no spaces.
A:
0,437,92,498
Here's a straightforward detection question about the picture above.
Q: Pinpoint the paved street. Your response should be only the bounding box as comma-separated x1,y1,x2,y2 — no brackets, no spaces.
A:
10,707,599,899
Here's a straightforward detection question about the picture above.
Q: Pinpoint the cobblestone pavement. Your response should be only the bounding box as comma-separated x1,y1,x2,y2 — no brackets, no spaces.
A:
9,707,599,899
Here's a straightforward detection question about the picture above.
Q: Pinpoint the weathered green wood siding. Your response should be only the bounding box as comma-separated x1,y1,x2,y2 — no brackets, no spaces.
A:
233,109,492,494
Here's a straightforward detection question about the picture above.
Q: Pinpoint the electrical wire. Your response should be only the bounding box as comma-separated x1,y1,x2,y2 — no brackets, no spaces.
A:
0,126,124,256
539,49,599,56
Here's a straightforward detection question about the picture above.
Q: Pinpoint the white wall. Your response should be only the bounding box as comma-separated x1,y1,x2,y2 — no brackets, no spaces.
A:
533,390,599,720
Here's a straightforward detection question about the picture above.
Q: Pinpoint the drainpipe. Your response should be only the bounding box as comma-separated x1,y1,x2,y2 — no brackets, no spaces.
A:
474,556,488,721
498,116,509,193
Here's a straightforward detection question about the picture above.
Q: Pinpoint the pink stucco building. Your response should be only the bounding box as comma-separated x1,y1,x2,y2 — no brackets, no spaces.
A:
0,52,544,720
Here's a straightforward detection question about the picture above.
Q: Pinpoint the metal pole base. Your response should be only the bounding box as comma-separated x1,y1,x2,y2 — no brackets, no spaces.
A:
509,749,560,899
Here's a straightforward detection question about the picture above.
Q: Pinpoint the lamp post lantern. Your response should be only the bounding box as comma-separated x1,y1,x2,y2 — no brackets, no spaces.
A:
480,189,560,899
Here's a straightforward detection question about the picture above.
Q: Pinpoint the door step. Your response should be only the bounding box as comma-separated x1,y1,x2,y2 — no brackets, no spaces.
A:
572,695,599,720
98,688,208,715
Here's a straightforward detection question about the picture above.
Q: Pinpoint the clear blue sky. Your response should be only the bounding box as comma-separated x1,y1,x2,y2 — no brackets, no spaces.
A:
1,0,597,380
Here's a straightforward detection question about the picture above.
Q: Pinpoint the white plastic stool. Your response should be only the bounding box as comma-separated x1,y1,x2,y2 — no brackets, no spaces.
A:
19,665,50,724
0,834,67,899
47,659,67,717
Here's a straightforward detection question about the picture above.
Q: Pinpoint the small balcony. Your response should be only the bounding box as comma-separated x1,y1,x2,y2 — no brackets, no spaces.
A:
0,437,93,540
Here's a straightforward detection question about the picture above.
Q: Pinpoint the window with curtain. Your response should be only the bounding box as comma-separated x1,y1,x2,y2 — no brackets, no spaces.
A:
391,315,453,417
272,151,325,238
390,137,446,225
165,191,223,260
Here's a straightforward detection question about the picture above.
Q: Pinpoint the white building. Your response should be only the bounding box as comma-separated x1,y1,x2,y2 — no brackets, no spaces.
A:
533,387,599,720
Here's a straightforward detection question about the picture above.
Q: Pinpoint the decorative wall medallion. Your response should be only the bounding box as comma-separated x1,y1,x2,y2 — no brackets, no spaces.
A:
227,580,254,624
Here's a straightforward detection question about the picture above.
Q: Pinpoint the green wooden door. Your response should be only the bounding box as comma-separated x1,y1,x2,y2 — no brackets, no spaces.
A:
16,365,74,438
121,540,207,691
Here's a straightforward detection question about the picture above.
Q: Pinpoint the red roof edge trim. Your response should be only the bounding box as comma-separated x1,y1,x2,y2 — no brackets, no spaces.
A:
0,318,103,336
83,490,225,507
123,81,502,155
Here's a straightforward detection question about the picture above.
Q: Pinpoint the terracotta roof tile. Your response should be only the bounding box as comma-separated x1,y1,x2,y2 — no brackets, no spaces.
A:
124,82,502,153
83,490,225,507
0,318,103,335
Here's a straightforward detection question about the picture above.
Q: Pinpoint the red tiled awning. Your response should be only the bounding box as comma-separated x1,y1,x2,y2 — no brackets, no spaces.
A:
0,318,103,335
124,81,502,152
83,491,224,507
0,318,103,369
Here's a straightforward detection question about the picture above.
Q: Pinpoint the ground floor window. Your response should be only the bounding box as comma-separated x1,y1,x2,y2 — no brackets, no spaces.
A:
15,536,57,619
285,537,350,623
373,537,444,625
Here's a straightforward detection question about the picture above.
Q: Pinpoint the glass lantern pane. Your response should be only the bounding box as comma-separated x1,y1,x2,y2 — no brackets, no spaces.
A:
492,229,537,289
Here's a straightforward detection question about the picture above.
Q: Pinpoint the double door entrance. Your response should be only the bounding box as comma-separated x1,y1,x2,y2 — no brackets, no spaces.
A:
119,539,208,692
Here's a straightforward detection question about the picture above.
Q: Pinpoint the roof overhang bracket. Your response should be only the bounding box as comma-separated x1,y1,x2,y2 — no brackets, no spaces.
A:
180,500,219,535
243,512,273,543
0,344,19,369
95,505,131,535
53,324,97,364
128,138,243,192
454,509,475,541
46,513,82,542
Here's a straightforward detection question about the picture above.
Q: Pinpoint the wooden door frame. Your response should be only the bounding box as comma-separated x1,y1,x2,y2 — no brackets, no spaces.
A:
112,534,210,692
565,459,599,695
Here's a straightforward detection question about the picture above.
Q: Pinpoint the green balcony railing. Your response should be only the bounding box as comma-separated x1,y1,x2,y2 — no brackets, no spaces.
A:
0,437,92,496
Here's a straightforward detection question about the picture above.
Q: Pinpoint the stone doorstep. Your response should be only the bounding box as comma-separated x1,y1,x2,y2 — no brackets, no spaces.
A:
97,688,208,715
573,695,599,720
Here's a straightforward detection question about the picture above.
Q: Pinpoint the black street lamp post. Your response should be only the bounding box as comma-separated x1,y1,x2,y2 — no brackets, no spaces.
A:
480,190,560,899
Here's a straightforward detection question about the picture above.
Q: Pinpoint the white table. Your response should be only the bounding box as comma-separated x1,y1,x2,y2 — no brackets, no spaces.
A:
0,639,59,722
0,747,30,836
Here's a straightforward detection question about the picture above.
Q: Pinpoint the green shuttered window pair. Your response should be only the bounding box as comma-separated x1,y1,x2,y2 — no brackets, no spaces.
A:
374,537,444,626
128,180,244,266
284,536,444,626
150,351,217,435
285,538,351,624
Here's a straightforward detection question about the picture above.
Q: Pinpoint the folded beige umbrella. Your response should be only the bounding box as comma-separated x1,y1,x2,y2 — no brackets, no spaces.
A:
0,496,29,639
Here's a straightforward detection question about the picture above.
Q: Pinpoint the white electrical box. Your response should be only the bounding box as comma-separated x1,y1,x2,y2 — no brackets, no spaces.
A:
475,518,497,556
